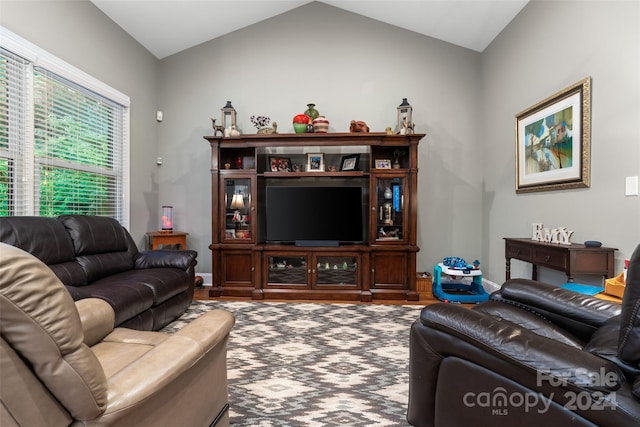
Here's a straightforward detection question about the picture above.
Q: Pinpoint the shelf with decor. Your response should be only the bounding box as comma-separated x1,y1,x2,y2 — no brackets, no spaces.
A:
205,132,424,301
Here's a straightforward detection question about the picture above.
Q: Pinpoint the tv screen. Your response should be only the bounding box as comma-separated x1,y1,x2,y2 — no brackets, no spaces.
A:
265,186,364,244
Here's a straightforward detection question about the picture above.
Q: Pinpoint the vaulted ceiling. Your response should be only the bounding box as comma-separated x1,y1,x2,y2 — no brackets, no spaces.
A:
90,0,529,59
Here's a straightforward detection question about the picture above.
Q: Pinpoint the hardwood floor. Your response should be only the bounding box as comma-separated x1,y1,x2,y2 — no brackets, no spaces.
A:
193,286,443,306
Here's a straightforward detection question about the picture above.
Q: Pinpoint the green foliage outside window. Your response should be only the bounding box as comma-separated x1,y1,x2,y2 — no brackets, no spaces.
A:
32,72,118,217
38,165,115,217
0,51,122,219
0,159,9,216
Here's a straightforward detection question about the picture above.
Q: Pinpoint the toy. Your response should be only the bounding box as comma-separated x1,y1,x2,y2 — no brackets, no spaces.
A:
433,257,489,304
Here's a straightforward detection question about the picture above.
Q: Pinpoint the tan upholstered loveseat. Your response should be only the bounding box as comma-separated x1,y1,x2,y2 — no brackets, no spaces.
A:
0,243,235,426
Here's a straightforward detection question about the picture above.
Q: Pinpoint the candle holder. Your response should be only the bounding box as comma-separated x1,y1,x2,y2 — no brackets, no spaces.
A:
221,101,237,136
397,98,413,135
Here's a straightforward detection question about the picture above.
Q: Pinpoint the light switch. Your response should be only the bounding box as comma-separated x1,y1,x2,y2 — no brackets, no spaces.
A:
626,176,638,196
156,111,163,122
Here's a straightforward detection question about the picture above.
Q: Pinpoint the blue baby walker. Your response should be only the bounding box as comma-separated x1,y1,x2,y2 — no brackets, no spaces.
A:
433,257,489,304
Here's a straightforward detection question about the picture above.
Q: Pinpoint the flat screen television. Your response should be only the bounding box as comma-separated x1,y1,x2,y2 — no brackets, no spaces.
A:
265,186,364,245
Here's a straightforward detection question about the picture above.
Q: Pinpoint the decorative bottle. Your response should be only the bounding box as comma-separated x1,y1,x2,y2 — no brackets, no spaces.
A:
304,104,319,121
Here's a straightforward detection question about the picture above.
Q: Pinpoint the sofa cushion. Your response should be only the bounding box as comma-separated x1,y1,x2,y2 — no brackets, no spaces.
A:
59,215,129,255
0,216,74,263
70,280,155,327
59,215,135,283
0,216,87,286
473,300,585,349
47,262,88,287
75,252,137,284
0,243,107,420
618,243,640,365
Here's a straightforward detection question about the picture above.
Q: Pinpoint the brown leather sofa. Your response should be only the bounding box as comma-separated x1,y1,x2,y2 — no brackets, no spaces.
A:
1,243,235,426
0,215,196,330
408,243,640,427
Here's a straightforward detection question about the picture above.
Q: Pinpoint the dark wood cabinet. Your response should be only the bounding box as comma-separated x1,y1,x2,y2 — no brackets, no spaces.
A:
504,238,617,282
205,132,424,301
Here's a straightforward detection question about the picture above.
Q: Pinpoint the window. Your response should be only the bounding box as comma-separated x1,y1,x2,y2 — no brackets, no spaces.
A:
0,28,130,226
0,48,27,217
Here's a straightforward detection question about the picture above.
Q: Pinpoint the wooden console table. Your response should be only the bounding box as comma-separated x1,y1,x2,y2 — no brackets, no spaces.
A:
504,238,616,282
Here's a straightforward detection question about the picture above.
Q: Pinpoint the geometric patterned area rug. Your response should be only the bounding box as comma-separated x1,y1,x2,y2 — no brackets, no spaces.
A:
161,300,424,426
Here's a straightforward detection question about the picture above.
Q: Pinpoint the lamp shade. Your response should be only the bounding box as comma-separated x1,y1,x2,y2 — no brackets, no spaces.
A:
230,193,245,210
161,206,173,231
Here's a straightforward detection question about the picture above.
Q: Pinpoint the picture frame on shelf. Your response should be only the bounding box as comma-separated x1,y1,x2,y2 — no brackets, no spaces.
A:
515,77,591,193
235,229,250,239
306,153,324,172
269,156,292,172
340,154,360,171
375,159,392,169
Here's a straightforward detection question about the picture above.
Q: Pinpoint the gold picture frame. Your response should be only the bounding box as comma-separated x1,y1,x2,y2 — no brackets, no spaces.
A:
515,77,591,193
375,159,392,169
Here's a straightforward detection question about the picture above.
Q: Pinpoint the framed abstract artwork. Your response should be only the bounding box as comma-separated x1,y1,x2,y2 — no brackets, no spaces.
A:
515,77,591,193
340,154,360,171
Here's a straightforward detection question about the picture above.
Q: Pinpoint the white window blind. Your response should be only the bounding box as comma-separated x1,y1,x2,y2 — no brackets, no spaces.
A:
0,28,130,226
0,48,29,216
33,68,125,218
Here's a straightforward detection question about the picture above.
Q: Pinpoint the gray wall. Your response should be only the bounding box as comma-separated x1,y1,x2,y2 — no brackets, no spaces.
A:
2,0,638,284
481,0,640,284
157,1,484,275
0,0,160,248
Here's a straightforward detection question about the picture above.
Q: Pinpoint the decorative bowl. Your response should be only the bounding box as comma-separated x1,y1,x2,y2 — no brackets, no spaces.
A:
293,123,307,133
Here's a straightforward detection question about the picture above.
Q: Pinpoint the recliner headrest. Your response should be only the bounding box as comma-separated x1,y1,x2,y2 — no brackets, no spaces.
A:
0,243,108,420
59,215,128,255
0,216,76,264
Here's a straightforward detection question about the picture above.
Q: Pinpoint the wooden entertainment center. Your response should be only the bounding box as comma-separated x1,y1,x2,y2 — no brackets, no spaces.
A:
204,132,424,301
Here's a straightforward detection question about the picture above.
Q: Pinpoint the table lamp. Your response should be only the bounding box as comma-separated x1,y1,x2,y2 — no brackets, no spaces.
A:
230,194,244,227
161,205,173,232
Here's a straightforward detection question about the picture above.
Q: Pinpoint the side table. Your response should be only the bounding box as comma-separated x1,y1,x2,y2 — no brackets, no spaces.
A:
504,237,616,282
147,231,189,250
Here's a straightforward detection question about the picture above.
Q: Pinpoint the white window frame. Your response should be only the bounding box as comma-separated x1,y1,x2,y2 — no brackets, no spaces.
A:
0,27,130,228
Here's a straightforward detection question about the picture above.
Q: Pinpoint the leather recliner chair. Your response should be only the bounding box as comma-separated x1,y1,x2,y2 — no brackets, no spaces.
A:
0,243,235,426
407,243,640,427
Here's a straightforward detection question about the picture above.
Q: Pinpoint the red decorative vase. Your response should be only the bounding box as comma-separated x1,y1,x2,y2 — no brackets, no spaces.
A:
293,114,310,134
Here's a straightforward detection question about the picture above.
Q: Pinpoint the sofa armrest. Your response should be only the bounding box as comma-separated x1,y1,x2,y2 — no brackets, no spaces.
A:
101,309,234,417
75,298,115,346
135,249,197,271
492,278,621,340
420,303,623,392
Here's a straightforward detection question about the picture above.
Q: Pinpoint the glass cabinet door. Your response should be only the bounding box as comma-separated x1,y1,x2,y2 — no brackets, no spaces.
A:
373,176,405,242
223,177,253,241
314,255,359,289
266,255,307,287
